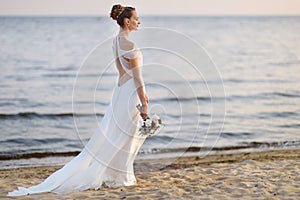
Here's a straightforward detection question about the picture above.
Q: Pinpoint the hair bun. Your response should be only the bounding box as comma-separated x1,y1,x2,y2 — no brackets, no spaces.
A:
110,4,125,21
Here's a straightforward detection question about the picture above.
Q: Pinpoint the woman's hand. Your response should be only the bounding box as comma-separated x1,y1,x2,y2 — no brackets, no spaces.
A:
140,94,149,120
140,104,148,120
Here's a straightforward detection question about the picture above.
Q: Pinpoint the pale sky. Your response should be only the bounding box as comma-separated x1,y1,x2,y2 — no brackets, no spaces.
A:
0,0,300,16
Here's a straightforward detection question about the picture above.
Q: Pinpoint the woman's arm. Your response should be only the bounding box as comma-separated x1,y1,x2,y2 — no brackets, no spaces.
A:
130,57,148,120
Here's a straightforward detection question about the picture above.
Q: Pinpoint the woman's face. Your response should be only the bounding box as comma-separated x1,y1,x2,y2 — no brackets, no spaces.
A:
128,10,140,31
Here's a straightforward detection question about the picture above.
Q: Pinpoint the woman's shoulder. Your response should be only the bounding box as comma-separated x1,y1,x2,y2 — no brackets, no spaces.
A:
119,37,136,51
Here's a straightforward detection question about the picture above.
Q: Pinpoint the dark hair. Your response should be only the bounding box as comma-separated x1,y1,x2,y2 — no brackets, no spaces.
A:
110,4,135,27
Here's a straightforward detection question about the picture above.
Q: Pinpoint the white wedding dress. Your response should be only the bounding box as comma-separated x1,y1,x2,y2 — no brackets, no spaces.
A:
8,35,147,196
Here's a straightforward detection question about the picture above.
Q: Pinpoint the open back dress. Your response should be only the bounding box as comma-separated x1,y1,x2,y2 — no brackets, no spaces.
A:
8,34,147,196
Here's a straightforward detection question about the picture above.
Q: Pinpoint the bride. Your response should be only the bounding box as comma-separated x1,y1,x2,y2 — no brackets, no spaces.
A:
8,4,149,196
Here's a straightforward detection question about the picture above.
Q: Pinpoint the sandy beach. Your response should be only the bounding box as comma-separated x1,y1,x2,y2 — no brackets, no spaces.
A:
0,149,299,199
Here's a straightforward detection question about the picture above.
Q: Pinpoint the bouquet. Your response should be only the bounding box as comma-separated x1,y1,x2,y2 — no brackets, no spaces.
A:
136,104,164,137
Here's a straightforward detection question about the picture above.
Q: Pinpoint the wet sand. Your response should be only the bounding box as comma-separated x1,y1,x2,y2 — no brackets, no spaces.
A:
1,149,299,199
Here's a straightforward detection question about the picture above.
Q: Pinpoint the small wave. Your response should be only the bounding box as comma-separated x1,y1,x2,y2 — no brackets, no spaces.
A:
0,112,104,119
0,151,80,161
46,66,75,71
151,96,212,103
221,132,253,138
42,73,75,78
242,140,300,148
226,91,300,101
268,60,300,67
258,111,298,119
0,138,69,145
226,94,263,101
225,78,244,83
148,146,250,154
272,92,300,98
277,124,300,128
150,135,181,143
1,140,299,160
141,140,300,154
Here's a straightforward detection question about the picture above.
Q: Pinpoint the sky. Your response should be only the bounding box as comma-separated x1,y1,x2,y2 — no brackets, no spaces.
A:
0,0,300,16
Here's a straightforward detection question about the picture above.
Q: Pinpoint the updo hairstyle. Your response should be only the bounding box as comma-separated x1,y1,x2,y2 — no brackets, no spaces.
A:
110,4,135,27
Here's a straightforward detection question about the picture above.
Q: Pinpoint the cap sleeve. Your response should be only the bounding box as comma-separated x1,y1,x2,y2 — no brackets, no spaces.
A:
122,47,139,59
123,49,138,59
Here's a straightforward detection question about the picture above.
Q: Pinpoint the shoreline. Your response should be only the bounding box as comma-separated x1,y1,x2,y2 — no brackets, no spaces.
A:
1,145,299,170
1,148,299,199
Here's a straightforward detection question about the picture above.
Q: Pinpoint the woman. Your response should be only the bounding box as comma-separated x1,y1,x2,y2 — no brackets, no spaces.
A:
8,4,148,196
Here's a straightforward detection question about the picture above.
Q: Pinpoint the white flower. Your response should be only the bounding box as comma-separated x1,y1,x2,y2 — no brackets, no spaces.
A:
145,119,152,127
138,114,164,137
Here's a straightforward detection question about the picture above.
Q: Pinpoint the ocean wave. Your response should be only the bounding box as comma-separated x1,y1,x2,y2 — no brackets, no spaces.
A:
227,91,300,101
277,123,300,128
0,138,69,145
271,92,300,98
2,140,299,161
258,111,299,119
0,151,80,161
221,132,253,138
141,140,300,154
150,96,213,103
0,112,104,119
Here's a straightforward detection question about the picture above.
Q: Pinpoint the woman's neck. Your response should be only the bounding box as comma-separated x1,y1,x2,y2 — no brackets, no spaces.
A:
119,28,130,38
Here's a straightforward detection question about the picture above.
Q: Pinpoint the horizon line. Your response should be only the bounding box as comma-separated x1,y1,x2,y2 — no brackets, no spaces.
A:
0,14,300,17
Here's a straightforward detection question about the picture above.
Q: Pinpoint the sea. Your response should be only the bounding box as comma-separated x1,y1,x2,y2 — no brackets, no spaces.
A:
0,16,299,169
